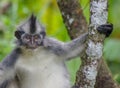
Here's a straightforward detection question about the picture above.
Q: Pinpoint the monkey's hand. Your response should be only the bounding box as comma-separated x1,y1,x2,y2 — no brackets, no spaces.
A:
97,23,113,37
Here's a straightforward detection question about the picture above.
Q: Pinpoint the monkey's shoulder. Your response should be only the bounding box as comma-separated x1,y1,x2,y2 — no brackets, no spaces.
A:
43,37,64,47
43,37,66,56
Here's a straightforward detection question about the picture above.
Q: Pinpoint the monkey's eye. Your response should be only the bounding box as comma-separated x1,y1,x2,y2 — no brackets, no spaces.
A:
26,36,30,39
24,35,31,41
34,35,40,41
34,35,39,39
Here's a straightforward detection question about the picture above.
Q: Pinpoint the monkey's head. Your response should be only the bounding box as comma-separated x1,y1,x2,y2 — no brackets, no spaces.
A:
15,15,46,49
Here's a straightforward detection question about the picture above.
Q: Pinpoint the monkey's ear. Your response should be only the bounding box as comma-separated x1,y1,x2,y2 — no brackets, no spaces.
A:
15,30,24,39
40,31,46,38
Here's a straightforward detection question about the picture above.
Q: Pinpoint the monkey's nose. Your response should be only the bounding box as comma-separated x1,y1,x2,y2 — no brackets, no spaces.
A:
31,40,34,44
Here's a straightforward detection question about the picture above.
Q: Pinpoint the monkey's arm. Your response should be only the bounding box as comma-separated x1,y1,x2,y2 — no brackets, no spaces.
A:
0,48,21,84
63,33,88,60
43,33,87,60
44,24,113,60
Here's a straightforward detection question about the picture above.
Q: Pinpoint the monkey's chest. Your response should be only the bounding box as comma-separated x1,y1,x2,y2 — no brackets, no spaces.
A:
15,52,70,88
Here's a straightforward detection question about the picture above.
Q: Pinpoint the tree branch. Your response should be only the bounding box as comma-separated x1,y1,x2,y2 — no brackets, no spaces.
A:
57,0,88,39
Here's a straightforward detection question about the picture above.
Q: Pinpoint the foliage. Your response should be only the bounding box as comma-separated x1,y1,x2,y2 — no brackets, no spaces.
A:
0,0,120,84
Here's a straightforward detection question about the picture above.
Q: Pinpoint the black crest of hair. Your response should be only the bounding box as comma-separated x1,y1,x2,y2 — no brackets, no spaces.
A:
29,14,36,34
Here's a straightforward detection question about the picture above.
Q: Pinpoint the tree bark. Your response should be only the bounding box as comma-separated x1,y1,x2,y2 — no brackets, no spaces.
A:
57,0,88,39
57,0,120,88
95,58,120,88
74,0,108,87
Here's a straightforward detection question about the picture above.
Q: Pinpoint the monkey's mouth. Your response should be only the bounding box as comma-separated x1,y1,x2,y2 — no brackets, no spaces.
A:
24,42,42,49
26,45,39,49
28,47,37,49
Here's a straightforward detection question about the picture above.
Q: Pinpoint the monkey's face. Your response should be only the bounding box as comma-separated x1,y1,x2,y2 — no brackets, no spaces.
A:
15,30,45,49
15,14,46,49
21,33,44,49
21,34,43,49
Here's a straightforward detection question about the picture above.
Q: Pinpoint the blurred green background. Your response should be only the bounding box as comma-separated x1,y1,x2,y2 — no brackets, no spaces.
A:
0,0,120,85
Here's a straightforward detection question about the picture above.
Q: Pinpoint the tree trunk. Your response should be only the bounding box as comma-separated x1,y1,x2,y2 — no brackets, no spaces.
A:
57,0,120,88
74,0,108,87
95,58,120,88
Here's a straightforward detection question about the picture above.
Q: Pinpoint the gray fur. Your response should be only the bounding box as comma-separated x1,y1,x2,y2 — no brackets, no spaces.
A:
43,33,88,60
0,78,19,88
1,48,22,67
0,48,21,88
17,15,45,34
0,80,9,88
